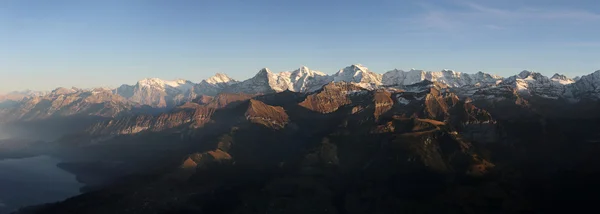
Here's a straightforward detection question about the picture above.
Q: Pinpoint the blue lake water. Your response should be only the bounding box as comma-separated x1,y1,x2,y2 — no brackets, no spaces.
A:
0,155,83,214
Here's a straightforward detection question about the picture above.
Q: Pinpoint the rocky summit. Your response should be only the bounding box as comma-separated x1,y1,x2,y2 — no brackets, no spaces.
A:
3,65,600,214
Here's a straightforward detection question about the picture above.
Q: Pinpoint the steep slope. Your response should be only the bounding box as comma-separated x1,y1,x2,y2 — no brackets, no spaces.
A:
372,90,394,120
299,82,367,114
244,99,289,129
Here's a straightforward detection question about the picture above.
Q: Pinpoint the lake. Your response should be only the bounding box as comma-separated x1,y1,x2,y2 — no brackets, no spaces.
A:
0,155,83,214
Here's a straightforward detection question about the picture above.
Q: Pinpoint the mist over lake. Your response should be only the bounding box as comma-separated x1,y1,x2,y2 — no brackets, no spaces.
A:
0,156,82,214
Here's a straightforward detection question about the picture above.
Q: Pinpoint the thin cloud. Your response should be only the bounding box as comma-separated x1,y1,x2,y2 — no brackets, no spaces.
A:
484,24,506,30
562,42,600,47
464,2,600,21
412,1,600,31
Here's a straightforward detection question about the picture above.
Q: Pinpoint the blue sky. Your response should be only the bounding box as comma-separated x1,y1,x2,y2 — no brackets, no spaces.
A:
1,0,600,92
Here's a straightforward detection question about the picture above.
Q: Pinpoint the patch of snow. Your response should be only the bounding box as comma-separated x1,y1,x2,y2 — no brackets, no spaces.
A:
396,96,410,105
345,90,368,96
550,73,575,85
539,94,559,99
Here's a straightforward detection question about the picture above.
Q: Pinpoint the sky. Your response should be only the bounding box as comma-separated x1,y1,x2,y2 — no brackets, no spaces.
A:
1,0,600,92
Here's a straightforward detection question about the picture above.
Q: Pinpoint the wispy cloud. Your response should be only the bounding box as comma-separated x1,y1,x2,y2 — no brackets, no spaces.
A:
411,1,600,31
464,2,600,20
562,42,600,47
483,24,506,30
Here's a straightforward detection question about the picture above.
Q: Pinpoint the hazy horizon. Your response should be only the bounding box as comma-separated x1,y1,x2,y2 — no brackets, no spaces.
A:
1,64,599,94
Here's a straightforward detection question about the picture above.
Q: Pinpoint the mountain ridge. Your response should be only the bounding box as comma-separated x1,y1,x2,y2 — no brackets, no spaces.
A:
2,64,600,124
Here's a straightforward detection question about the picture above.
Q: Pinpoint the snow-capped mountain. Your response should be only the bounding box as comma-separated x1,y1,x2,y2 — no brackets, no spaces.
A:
333,64,383,89
383,69,502,87
4,64,600,123
288,66,333,92
551,73,576,85
567,70,600,100
205,73,237,86
469,71,505,86
225,66,334,94
499,70,567,99
194,73,239,96
224,68,291,94
115,78,195,108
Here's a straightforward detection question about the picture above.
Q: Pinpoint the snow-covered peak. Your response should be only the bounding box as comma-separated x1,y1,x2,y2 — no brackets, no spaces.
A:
351,64,369,71
288,66,332,92
509,70,546,84
205,73,237,85
291,66,326,77
518,70,534,79
137,78,194,92
51,87,78,95
226,66,335,93
550,73,575,85
225,68,291,94
501,71,567,98
255,68,273,77
470,71,503,86
568,70,600,100
441,69,459,75
382,69,501,88
333,64,383,86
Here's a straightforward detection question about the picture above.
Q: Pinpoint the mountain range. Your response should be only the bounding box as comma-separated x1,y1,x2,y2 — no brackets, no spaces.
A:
1,64,599,124
3,64,600,214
